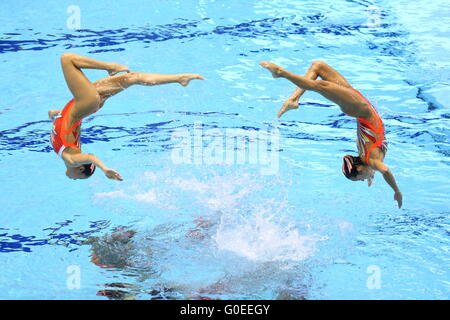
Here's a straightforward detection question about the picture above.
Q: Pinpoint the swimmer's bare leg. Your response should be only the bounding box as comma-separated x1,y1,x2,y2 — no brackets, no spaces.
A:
280,61,351,118
93,72,205,103
260,61,370,118
60,52,129,120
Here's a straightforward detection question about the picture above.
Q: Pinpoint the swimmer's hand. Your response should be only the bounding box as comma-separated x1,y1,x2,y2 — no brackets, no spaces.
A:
104,168,123,181
48,109,61,120
394,191,403,209
107,63,130,76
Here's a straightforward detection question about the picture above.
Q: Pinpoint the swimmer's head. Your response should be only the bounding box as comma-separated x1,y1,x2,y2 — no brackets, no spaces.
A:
342,155,374,185
66,163,96,180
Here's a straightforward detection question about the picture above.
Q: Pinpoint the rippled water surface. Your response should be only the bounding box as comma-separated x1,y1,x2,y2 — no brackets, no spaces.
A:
0,0,449,299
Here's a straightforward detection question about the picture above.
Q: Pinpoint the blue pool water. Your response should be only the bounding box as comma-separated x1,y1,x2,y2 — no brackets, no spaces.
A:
0,0,449,299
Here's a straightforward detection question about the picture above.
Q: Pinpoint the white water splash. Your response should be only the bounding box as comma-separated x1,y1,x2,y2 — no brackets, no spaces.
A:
171,172,262,212
94,170,260,212
95,189,157,203
95,169,328,264
94,186,177,210
213,210,327,262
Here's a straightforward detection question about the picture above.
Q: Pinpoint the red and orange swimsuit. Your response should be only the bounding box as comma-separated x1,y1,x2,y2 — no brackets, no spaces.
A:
50,99,81,157
50,99,103,157
353,89,388,164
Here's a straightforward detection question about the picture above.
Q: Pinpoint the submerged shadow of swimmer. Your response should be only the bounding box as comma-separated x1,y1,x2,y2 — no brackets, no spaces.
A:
86,225,216,300
85,227,140,300
86,227,180,300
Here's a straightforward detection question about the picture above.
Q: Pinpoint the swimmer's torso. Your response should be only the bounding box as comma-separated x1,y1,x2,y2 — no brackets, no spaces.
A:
50,99,82,157
353,89,388,164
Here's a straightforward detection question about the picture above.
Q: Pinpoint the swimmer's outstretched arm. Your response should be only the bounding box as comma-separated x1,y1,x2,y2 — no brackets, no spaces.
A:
369,159,402,208
62,152,123,181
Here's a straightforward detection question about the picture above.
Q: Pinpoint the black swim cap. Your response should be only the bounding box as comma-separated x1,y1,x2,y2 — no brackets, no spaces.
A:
82,163,96,177
342,155,363,179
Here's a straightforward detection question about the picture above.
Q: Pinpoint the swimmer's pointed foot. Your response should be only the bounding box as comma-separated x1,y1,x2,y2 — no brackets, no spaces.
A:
259,61,284,78
179,74,205,87
259,62,295,118
278,98,299,118
107,63,130,76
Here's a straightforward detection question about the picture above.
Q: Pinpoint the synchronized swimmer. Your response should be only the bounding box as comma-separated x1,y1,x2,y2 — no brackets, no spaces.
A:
49,53,402,208
260,60,402,208
49,53,204,181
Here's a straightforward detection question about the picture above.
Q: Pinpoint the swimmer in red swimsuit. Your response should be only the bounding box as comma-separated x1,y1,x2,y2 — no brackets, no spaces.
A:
260,60,402,208
49,53,204,181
